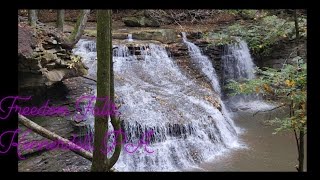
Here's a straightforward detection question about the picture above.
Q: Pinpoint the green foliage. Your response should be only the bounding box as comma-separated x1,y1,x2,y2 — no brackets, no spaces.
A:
208,33,237,46
226,15,298,55
203,14,307,56
225,9,239,16
226,58,307,134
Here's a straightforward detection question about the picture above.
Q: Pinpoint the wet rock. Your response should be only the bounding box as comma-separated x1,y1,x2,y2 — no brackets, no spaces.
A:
113,32,128,39
132,29,178,44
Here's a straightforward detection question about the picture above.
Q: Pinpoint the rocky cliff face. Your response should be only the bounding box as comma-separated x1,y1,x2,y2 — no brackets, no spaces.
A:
253,38,307,69
18,22,88,98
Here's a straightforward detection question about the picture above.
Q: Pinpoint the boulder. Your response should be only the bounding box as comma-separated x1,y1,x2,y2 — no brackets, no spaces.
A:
122,16,160,27
18,23,88,91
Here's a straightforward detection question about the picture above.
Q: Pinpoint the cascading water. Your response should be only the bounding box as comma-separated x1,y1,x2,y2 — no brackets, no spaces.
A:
221,40,274,110
73,39,242,171
222,40,256,81
181,32,239,139
181,32,221,94
127,34,133,42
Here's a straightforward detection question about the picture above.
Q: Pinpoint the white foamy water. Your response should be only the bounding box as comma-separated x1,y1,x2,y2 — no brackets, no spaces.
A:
181,32,221,95
73,39,242,171
222,40,256,80
127,34,133,42
221,40,275,111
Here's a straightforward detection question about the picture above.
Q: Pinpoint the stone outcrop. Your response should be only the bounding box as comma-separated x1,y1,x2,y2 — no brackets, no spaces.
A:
253,38,307,69
132,29,179,44
85,29,180,44
122,16,160,27
18,23,88,91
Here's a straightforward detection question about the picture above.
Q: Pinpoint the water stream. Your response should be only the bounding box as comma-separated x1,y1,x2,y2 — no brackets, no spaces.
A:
73,38,242,171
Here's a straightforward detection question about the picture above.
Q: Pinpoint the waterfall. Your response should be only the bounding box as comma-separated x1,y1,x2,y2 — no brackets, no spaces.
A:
221,40,274,110
73,39,242,171
222,40,255,81
181,32,221,94
127,34,133,42
181,31,239,138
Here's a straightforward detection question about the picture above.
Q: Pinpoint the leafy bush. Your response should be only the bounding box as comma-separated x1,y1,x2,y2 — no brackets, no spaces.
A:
226,57,306,133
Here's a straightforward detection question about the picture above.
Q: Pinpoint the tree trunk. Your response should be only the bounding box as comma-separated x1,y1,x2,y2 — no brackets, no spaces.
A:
294,10,300,57
91,9,112,172
56,10,65,31
297,130,305,172
18,114,93,161
64,9,90,49
293,10,305,172
28,10,37,26
107,10,122,168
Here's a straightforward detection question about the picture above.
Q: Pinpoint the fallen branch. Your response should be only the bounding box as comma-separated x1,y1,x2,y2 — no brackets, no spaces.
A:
18,114,93,161
253,104,286,116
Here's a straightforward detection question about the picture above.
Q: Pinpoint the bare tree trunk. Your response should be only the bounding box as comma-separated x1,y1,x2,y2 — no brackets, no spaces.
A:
91,9,112,172
18,114,93,161
293,10,305,172
56,10,65,31
107,9,122,169
297,130,304,172
28,10,37,26
69,9,90,47
294,10,300,57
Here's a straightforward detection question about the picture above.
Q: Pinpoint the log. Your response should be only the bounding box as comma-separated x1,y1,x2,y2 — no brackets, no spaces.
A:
18,114,93,161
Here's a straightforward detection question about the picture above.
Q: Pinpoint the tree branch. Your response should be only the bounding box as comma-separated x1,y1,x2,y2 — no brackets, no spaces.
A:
253,104,286,116
18,114,93,161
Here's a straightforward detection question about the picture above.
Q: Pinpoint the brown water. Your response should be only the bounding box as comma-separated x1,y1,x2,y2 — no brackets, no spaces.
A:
190,107,307,172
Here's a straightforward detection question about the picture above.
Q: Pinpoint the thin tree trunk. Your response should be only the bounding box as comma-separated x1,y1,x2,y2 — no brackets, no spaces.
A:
66,9,90,48
28,10,37,26
91,9,112,172
56,10,65,31
298,130,304,172
294,10,300,57
18,114,93,161
107,11,122,168
293,10,305,172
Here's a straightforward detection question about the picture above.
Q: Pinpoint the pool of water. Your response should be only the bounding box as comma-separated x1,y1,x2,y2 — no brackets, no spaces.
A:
189,106,307,171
